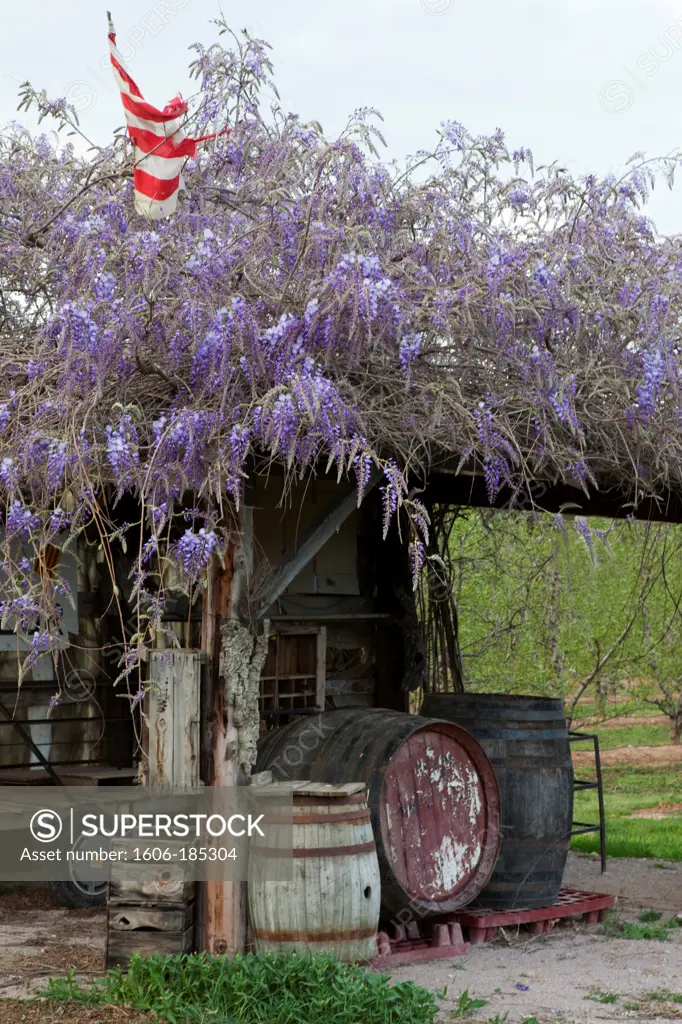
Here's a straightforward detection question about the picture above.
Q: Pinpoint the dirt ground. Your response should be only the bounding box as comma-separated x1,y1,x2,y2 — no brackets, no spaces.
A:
572,744,682,768
394,853,682,1023
0,1002,154,1023
1,853,681,1024
394,925,682,1024
577,715,669,729
632,803,682,820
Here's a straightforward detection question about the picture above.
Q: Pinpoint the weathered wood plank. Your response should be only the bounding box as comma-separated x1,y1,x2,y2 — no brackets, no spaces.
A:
108,838,195,905
109,879,195,905
108,902,194,932
148,651,202,788
315,627,326,710
106,925,194,968
199,532,247,957
254,472,381,617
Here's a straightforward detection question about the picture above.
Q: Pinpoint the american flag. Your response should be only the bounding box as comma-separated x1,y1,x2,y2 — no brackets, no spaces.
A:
107,12,225,220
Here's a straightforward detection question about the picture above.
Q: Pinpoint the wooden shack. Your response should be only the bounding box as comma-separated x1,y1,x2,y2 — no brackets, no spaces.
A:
0,456,679,946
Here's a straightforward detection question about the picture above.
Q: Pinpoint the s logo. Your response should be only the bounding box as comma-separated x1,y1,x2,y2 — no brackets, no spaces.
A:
29,809,63,843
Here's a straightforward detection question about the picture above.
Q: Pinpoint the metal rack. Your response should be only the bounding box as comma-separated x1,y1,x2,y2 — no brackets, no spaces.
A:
569,730,607,873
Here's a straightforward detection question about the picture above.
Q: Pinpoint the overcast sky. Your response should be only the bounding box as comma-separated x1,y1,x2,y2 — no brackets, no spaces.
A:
3,0,682,232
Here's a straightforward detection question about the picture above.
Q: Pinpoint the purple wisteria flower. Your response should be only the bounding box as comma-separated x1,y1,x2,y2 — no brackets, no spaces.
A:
0,458,17,492
174,528,219,580
509,185,530,208
636,349,665,420
106,415,139,486
5,502,40,539
399,333,421,371
95,271,117,300
410,540,426,589
1,15,682,657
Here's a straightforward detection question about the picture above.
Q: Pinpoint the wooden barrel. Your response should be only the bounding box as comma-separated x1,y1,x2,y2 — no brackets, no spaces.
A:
248,782,381,962
421,693,574,910
256,708,500,919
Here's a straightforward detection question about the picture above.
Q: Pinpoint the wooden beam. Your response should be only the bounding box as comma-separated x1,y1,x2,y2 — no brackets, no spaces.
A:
424,468,682,523
198,518,253,957
254,471,382,617
147,651,201,788
197,538,235,955
202,640,247,956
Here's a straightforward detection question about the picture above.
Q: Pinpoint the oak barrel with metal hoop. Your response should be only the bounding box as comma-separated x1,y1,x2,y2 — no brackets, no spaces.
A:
256,708,500,919
421,693,574,910
248,782,381,962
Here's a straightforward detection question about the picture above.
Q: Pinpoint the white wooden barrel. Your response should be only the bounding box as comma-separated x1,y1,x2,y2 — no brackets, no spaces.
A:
248,782,381,962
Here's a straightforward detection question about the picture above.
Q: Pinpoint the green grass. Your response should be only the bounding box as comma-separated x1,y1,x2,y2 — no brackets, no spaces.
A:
646,989,682,1004
41,952,441,1024
571,764,682,861
585,990,619,1003
570,724,671,749
604,916,680,941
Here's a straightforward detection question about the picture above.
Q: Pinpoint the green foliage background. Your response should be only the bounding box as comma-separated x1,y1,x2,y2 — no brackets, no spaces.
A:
450,511,682,725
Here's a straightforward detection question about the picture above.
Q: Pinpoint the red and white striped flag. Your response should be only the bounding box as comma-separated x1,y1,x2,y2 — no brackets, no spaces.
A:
107,12,226,219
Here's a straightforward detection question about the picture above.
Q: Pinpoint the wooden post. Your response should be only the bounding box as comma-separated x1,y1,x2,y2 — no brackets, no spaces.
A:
197,509,256,956
106,650,201,969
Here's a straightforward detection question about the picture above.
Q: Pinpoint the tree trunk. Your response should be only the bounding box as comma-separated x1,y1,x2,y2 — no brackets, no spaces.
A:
671,712,682,745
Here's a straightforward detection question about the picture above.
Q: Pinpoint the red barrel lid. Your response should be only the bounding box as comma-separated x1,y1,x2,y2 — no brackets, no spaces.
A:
379,723,498,904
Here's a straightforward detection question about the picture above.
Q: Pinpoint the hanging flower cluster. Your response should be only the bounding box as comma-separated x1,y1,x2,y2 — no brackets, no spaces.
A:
1,21,682,669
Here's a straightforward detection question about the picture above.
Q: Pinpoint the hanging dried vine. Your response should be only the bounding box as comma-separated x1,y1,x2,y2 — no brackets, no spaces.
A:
417,504,465,694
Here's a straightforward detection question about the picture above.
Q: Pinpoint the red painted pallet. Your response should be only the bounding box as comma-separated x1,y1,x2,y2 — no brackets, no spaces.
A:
372,920,469,968
452,888,616,944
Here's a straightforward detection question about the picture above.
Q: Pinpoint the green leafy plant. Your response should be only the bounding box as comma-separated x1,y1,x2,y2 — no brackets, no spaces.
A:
637,909,662,922
646,989,682,1004
604,916,679,941
450,989,488,1018
488,1014,509,1023
585,989,619,1003
623,1002,640,1011
41,952,440,1024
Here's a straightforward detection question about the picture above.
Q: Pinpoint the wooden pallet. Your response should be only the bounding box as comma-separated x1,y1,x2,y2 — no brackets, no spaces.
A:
453,888,616,944
372,920,469,968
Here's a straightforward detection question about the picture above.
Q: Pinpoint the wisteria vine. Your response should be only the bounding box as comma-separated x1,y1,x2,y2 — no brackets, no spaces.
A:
2,20,682,681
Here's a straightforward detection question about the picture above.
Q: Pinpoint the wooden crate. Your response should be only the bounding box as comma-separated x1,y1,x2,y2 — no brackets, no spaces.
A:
106,900,195,969
108,838,196,905
109,877,196,906
259,625,326,716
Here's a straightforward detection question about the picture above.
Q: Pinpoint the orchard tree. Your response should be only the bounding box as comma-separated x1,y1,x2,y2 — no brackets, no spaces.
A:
451,508,682,737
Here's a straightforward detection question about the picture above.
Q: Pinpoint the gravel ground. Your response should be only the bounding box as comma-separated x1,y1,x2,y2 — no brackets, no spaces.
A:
563,851,682,912
1,853,681,1023
392,852,682,1024
392,925,682,1023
